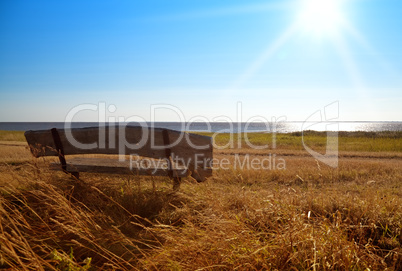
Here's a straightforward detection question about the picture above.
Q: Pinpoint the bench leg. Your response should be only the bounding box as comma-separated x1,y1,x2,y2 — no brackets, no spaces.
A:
173,177,181,191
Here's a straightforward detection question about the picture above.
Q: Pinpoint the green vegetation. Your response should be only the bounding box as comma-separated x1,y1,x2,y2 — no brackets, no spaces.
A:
208,130,402,152
0,130,25,142
2,130,402,152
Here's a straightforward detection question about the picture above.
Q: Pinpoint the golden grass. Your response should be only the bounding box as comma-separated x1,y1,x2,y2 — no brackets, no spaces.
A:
1,130,401,270
0,142,31,163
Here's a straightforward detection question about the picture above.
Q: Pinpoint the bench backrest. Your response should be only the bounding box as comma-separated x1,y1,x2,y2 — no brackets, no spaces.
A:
25,126,213,180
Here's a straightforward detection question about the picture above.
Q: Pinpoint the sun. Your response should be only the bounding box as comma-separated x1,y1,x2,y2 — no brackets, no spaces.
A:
298,0,345,37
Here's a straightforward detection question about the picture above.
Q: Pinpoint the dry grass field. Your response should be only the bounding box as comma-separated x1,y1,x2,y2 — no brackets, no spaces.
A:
0,130,401,270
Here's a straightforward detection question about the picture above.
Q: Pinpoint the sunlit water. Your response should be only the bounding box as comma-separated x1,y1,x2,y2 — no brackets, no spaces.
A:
1,122,401,133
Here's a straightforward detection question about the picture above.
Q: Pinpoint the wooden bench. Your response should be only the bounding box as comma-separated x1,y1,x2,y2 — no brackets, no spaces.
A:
25,126,213,190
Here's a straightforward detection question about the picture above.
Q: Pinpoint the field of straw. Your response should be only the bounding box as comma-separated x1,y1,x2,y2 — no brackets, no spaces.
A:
1,130,401,270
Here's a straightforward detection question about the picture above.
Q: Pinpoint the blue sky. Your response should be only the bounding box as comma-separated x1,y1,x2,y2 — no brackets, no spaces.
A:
0,0,401,122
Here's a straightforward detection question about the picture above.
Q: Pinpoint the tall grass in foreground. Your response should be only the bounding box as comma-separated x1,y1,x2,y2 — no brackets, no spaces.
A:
1,156,401,270
1,130,401,270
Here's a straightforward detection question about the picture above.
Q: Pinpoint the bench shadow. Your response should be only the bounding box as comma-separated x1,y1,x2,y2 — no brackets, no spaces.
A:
52,174,191,235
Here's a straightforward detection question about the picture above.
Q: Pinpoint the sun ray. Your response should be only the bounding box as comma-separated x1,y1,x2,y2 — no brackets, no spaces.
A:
331,32,380,119
341,20,402,85
228,22,299,92
228,0,348,92
333,34,365,91
224,0,394,121
147,2,292,22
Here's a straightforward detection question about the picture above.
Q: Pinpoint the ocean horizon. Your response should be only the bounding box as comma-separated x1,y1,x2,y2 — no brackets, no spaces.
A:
1,121,401,133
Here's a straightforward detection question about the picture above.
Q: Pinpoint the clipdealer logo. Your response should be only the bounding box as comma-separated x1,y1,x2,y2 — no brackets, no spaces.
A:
62,101,340,169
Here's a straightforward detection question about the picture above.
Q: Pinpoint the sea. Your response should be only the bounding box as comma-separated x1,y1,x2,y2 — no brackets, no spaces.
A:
0,122,401,133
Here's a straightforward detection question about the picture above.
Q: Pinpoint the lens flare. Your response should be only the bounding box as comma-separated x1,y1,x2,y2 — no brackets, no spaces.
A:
298,0,344,37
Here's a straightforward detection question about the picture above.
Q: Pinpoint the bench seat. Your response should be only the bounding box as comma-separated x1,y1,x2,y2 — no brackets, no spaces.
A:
50,157,193,177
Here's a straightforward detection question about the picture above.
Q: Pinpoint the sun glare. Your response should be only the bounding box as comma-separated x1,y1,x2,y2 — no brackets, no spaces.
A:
298,0,344,37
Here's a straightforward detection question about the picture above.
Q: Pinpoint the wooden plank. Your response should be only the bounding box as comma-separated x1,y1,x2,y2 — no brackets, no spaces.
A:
51,157,193,177
25,126,211,156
